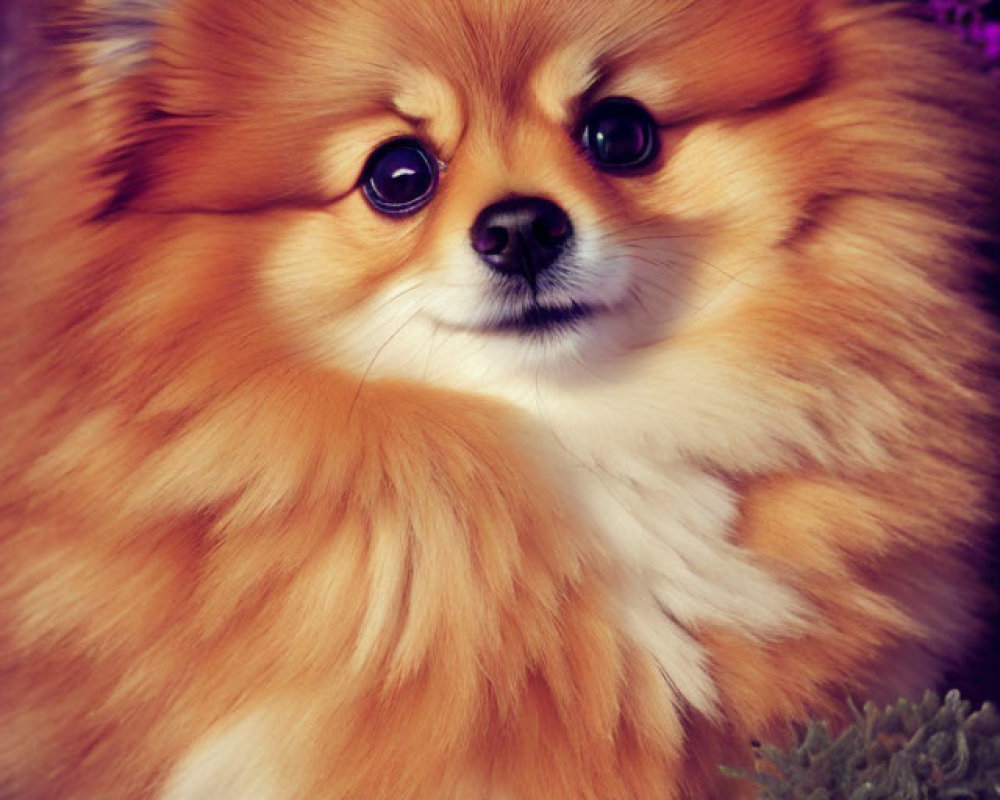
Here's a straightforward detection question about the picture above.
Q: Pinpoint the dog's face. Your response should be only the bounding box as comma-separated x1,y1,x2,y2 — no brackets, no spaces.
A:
117,0,829,396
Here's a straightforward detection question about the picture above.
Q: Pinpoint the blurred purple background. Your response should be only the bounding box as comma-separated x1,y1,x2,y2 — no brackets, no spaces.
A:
918,0,1000,73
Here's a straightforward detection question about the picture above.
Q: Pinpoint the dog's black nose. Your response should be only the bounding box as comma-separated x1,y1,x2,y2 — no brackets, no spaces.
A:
469,196,573,286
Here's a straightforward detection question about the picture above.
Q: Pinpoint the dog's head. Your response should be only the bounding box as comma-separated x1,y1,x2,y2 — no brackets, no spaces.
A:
79,0,829,377
10,0,997,469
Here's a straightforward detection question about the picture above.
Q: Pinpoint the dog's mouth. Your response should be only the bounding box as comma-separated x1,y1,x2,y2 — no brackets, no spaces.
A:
486,301,599,334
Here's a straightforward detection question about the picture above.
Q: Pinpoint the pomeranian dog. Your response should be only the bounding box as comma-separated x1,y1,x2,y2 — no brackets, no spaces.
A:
1,0,998,796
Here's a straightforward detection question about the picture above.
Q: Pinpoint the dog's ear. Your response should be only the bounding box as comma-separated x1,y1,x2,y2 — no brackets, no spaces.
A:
39,0,168,81
2,0,171,120
1,0,175,226
47,0,163,60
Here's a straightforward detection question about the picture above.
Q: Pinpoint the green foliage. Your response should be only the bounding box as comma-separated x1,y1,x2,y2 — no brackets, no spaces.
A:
722,691,1000,799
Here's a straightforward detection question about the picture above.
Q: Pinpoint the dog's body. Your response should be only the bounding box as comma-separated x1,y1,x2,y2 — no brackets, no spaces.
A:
1,0,998,797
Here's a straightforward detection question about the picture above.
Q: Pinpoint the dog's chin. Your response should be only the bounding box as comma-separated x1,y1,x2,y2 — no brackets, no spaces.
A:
440,281,621,340
418,288,657,373
420,299,638,388
478,301,603,336
325,279,647,392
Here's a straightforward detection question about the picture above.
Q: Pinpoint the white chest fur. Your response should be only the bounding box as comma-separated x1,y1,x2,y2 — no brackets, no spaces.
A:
529,402,807,716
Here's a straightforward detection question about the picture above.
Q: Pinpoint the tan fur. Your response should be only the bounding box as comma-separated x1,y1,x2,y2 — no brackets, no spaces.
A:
1,0,998,797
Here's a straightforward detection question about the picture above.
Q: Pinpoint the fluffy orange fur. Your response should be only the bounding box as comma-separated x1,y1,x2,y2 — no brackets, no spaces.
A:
1,0,998,797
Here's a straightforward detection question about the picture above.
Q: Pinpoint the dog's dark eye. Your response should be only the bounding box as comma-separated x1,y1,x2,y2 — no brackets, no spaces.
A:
361,139,438,216
580,98,658,172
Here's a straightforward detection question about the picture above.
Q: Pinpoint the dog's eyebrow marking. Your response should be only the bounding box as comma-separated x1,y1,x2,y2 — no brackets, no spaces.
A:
597,64,681,116
531,45,600,126
392,70,463,156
